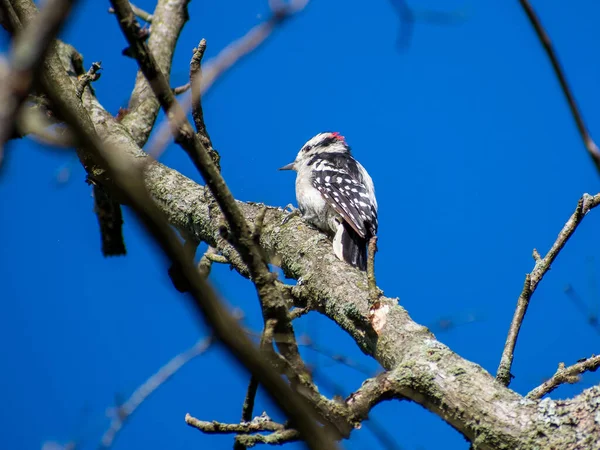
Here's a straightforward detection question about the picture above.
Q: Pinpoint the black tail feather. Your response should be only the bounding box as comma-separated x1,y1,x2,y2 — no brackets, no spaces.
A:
341,223,368,270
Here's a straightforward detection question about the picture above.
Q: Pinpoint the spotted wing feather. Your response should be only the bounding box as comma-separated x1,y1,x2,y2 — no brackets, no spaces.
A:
311,167,376,239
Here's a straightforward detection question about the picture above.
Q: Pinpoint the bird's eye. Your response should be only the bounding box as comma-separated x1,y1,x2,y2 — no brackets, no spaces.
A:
303,144,313,153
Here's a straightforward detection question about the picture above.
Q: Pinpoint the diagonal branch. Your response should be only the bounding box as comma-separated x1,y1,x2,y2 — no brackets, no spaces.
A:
100,337,214,448
109,0,309,387
496,193,600,386
171,0,309,96
519,0,600,174
154,0,309,161
527,354,600,400
108,2,152,23
40,44,335,450
0,0,77,161
42,30,600,450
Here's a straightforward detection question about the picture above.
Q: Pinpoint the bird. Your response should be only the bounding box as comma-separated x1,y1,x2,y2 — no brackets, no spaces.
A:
279,132,378,270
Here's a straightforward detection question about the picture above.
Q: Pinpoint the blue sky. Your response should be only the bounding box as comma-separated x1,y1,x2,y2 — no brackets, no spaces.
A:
1,1,599,449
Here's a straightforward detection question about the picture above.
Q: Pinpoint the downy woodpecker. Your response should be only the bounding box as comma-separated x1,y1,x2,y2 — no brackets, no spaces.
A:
279,132,378,270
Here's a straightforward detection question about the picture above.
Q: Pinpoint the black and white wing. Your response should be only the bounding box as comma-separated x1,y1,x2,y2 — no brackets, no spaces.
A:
309,153,378,238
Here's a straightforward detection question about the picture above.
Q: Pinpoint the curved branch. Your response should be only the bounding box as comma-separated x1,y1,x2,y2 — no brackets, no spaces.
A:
45,27,600,450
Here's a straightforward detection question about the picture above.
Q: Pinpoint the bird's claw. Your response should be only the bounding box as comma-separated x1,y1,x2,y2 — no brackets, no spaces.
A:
281,205,301,225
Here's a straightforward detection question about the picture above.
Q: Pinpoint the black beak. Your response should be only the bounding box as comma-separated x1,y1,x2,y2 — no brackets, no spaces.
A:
278,162,295,171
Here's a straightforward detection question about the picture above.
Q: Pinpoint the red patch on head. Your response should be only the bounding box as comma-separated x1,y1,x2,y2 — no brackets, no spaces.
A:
331,132,345,142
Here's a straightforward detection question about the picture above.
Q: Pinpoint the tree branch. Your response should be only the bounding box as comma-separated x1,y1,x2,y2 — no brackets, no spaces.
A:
185,413,285,434
40,39,335,450
235,429,300,447
118,0,189,147
497,193,600,385
0,0,76,161
171,0,309,95
108,2,152,23
519,0,600,174
109,0,310,398
75,60,101,99
152,0,309,161
34,20,600,450
100,337,214,448
527,354,600,400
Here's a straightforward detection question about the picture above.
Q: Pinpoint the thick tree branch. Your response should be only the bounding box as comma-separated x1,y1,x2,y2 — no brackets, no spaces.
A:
527,354,600,400
38,20,600,450
40,69,335,450
519,0,600,174
497,193,600,386
119,0,189,147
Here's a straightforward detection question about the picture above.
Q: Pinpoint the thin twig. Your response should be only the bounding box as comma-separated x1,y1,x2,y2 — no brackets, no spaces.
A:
101,337,214,448
186,413,285,434
235,317,279,450
152,0,309,160
108,2,152,22
527,355,600,400
0,0,77,162
187,39,220,169
367,236,380,308
496,193,600,386
75,61,101,99
240,378,259,422
235,429,301,447
519,0,600,174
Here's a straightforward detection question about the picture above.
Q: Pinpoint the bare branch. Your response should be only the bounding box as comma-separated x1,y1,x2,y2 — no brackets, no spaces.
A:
527,355,600,400
118,0,189,147
188,39,220,169
108,2,152,23
0,0,77,161
185,413,285,434
497,193,600,386
92,182,127,256
153,0,309,161
101,337,214,448
40,46,335,450
171,0,309,96
519,0,600,174
109,0,311,405
367,236,380,308
75,60,101,99
235,429,300,447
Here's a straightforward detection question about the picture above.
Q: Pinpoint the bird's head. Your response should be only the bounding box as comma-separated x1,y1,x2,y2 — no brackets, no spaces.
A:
279,132,350,171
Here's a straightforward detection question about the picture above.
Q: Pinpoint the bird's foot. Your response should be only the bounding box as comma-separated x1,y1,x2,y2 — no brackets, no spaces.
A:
281,204,301,225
